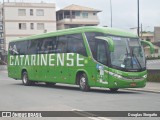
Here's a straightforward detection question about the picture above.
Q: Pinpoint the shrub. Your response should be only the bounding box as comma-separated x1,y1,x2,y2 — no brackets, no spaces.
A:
147,70,160,82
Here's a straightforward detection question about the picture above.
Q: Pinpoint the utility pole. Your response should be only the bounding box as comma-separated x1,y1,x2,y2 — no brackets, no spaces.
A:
110,0,112,27
137,0,140,36
141,23,142,38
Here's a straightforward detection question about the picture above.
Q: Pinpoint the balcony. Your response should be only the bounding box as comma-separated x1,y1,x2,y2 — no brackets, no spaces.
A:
57,15,100,25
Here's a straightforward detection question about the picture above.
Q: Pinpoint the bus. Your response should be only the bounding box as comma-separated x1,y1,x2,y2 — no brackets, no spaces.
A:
8,26,154,92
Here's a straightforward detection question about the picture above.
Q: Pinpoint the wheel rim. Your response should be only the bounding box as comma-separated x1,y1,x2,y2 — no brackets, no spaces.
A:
80,77,86,89
23,74,27,84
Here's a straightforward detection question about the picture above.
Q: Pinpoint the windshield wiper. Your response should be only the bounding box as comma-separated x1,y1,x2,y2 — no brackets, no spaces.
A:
133,53,142,70
130,48,142,70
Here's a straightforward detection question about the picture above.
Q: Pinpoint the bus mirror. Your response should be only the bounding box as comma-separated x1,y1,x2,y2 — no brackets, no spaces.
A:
96,37,114,52
141,40,154,54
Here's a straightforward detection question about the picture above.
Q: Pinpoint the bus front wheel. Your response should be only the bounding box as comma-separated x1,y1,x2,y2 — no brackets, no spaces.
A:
79,73,90,91
22,71,33,86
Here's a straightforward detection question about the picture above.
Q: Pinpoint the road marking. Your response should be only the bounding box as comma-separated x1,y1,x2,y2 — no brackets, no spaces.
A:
72,109,112,120
89,117,111,120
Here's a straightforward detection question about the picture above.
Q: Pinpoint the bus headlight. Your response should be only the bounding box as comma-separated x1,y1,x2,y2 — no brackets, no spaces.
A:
143,74,147,78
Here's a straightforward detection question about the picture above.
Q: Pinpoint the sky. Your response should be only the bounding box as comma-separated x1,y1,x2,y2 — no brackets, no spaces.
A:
1,0,160,31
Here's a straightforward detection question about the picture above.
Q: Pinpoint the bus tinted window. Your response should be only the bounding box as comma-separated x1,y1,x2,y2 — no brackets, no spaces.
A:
9,41,28,55
85,32,103,58
57,36,68,53
67,34,87,56
39,37,57,54
85,32,108,65
18,41,28,55
9,42,16,55
97,40,108,65
28,39,39,54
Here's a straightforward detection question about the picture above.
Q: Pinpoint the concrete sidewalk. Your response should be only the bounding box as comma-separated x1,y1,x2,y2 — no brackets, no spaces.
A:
126,82,160,93
0,65,7,70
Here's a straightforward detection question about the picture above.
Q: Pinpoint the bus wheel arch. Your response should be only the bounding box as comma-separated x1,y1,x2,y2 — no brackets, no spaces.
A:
21,69,33,86
76,71,90,91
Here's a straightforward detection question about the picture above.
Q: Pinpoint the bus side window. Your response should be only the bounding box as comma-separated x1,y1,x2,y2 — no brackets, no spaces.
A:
28,40,38,54
36,39,43,54
96,40,108,65
67,34,87,56
41,38,53,54
9,42,14,55
85,32,108,65
17,41,28,55
57,36,68,53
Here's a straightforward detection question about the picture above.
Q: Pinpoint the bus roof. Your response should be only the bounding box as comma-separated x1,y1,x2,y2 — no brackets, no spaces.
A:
11,26,138,42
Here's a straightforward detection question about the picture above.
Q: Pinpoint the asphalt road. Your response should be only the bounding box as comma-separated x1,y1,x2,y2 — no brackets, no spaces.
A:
0,70,160,120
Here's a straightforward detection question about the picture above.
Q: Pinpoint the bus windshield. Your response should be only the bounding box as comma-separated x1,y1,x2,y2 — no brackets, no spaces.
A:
110,36,146,71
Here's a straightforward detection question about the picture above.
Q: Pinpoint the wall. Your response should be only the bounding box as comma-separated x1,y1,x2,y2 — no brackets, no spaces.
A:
3,2,56,51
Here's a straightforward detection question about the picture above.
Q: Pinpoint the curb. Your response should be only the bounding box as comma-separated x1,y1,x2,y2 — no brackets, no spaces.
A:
124,88,160,93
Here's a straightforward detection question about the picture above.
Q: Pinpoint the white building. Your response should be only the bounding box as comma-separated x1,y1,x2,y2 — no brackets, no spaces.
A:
0,2,56,51
56,4,101,30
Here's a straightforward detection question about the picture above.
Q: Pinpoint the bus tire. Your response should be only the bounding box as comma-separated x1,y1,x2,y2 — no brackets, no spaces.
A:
79,73,90,91
109,88,119,92
22,71,33,86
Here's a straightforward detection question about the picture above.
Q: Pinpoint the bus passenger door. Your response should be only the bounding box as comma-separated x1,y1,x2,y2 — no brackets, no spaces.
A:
94,39,109,87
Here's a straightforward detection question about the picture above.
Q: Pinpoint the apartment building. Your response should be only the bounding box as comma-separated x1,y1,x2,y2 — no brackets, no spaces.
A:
141,32,154,42
154,26,160,42
0,2,56,51
0,7,4,52
56,4,101,30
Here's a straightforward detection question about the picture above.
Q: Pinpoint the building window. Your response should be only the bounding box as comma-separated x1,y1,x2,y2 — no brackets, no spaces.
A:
19,23,26,30
37,23,44,30
0,33,4,37
36,9,44,16
18,9,26,16
30,23,34,29
30,9,33,16
93,13,96,15
82,12,88,18
155,49,158,53
0,44,4,50
0,39,4,44
75,11,80,16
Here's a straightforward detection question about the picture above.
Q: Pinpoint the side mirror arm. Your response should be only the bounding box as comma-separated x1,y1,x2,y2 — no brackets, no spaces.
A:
141,40,154,54
96,37,114,52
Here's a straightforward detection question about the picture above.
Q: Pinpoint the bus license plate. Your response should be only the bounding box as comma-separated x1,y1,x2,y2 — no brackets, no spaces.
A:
130,83,136,87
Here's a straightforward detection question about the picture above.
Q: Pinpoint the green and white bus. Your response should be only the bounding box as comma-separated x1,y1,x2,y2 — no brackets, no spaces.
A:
8,26,154,92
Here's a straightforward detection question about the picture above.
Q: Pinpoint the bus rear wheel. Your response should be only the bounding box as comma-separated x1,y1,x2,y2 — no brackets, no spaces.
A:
22,71,33,86
109,88,119,92
79,73,90,91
